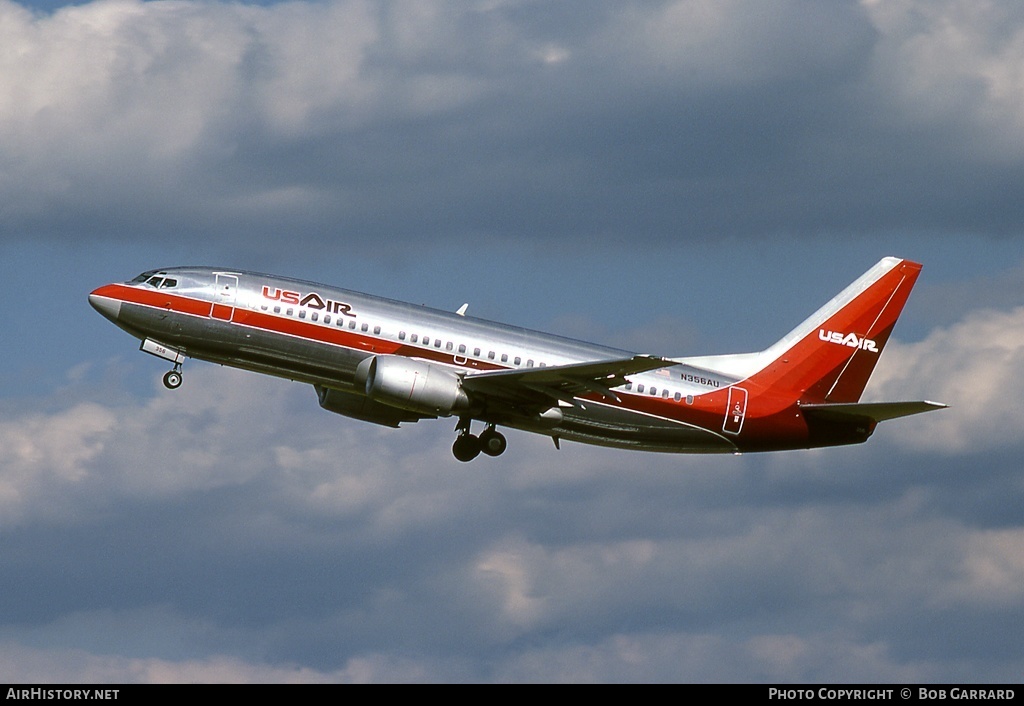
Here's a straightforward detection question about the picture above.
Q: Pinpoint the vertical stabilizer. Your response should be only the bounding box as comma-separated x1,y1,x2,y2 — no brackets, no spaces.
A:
678,258,923,404
752,257,922,403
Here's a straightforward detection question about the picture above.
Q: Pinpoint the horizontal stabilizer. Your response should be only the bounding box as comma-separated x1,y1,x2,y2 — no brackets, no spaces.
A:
800,400,948,424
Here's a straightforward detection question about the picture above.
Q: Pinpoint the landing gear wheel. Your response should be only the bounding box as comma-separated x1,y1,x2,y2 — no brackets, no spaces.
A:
163,370,182,390
452,434,481,462
479,427,507,457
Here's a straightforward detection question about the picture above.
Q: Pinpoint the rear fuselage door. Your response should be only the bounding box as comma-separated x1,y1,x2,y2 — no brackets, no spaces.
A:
212,273,238,321
723,386,748,435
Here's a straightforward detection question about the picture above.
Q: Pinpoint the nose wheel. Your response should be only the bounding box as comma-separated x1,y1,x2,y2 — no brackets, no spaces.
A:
162,367,183,390
452,421,507,461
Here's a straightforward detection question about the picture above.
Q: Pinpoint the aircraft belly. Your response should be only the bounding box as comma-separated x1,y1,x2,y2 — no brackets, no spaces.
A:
196,321,364,386
121,303,363,388
553,403,736,453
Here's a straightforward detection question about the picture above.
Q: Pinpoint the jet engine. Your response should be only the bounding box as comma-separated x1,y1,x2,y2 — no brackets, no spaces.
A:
355,355,471,416
315,385,429,428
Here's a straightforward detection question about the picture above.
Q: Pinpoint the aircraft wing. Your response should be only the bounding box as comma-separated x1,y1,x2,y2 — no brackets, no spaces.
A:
800,400,948,423
461,354,671,408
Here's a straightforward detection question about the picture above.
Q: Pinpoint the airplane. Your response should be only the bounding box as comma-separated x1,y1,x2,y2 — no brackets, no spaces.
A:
89,257,946,461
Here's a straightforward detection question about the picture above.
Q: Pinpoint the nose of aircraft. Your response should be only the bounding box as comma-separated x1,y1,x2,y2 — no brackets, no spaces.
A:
89,286,122,322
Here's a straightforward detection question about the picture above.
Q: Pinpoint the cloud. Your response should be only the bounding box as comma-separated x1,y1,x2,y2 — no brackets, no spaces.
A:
4,0,1024,246
6,291,1024,680
868,305,1024,453
949,528,1024,608
0,639,434,683
862,0,1024,160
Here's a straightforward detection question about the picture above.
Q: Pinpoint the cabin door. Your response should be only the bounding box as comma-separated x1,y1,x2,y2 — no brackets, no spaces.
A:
212,274,238,321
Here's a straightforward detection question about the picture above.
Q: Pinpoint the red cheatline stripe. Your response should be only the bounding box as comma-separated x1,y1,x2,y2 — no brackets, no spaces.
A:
95,284,512,371
97,284,735,425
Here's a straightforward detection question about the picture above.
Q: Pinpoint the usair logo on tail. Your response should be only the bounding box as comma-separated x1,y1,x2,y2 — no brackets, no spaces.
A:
818,329,878,352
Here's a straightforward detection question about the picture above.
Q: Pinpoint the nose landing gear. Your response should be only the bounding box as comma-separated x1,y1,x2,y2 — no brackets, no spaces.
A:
141,339,186,391
162,364,183,390
452,420,507,462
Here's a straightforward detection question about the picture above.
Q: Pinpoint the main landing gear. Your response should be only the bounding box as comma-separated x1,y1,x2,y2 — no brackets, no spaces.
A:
452,420,507,462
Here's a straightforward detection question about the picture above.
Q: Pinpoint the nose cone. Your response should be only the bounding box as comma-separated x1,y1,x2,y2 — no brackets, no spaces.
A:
89,286,122,322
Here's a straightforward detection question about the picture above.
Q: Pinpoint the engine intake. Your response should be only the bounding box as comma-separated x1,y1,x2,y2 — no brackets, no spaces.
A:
355,355,470,416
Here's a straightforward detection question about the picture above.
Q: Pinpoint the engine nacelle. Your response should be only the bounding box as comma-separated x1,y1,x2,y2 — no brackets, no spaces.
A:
355,355,470,416
315,385,428,428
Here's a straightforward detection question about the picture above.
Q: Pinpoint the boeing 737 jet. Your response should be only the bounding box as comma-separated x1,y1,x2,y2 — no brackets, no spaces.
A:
89,257,945,461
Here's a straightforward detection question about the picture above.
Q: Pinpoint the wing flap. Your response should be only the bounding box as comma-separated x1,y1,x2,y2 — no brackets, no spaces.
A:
462,354,670,408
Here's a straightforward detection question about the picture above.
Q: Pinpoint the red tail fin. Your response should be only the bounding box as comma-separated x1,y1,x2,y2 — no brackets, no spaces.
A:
750,257,922,403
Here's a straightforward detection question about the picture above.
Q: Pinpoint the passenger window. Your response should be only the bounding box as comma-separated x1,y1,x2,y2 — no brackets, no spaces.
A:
324,315,331,324
625,382,632,390
374,326,381,335
514,357,521,365
446,342,453,351
637,384,645,393
662,389,669,399
299,310,306,319
686,395,694,405
501,354,508,362
411,334,418,343
274,306,281,314
434,339,441,348
459,344,467,354
361,323,368,332
674,392,681,402
287,308,294,316
349,320,356,330
650,387,657,396
399,332,406,341
526,359,534,368
488,351,495,360
423,336,429,345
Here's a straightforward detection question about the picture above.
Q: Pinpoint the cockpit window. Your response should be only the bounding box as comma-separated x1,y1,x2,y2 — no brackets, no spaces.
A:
130,271,175,287
130,271,157,284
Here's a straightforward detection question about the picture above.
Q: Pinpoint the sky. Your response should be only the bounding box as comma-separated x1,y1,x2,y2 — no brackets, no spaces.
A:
1,0,1024,683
